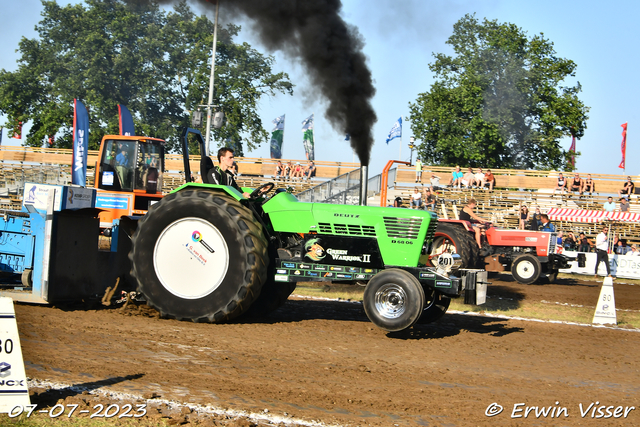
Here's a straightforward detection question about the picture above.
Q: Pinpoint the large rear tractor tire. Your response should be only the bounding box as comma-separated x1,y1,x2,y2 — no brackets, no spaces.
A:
511,254,542,285
422,223,478,269
363,269,425,332
129,189,268,322
418,289,451,324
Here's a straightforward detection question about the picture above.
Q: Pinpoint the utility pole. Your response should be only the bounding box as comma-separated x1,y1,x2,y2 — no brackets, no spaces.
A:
204,1,220,156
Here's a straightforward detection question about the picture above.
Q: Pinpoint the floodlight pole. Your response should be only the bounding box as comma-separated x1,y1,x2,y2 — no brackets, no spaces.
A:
204,0,220,156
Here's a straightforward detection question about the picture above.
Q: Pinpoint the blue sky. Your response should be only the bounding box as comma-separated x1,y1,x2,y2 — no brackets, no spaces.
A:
1,0,639,179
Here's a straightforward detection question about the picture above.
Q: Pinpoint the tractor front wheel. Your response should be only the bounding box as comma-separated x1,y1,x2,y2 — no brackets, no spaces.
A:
363,269,425,332
424,223,478,270
129,189,268,322
511,254,542,285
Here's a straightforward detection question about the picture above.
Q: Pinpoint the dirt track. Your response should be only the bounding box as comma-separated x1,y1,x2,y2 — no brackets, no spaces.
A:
12,276,640,426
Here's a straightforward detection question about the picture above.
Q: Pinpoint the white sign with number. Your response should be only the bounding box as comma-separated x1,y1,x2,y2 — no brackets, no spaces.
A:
0,298,30,412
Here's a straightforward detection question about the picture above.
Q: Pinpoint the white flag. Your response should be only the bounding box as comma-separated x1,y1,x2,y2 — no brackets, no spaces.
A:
386,117,402,144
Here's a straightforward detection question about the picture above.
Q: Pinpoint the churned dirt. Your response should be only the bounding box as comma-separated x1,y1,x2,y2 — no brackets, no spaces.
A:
10,276,640,426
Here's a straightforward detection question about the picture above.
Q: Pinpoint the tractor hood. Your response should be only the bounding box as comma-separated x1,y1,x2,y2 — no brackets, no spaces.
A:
262,192,437,267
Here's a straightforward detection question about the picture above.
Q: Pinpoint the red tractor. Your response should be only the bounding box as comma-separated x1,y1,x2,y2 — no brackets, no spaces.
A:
377,161,585,284
427,220,585,284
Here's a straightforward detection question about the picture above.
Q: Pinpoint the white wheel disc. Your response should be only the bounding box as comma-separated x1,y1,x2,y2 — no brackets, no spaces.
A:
515,260,535,279
153,217,229,299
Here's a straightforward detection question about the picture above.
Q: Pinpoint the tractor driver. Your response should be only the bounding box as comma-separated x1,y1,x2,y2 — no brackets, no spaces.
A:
209,147,251,198
459,198,490,248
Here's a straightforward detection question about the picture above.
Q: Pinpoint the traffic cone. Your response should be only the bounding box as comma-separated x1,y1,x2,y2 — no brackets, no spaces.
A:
592,276,616,325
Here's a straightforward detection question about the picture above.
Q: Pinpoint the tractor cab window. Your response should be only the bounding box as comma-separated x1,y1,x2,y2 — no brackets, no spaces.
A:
98,139,164,193
98,140,136,191
134,141,164,194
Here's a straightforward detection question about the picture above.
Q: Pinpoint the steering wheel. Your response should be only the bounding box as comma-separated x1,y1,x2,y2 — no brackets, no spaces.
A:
249,182,275,199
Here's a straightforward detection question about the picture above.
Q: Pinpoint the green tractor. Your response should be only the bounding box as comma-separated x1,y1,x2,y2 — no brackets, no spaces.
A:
128,129,486,332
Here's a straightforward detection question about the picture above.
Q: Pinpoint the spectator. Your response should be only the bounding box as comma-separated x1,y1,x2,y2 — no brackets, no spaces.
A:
274,160,284,180
450,165,464,188
284,161,293,180
539,214,556,232
578,232,593,252
475,168,486,188
616,238,628,255
228,161,238,177
292,162,304,179
603,196,616,212
529,207,542,231
583,174,595,195
569,173,583,195
594,226,612,279
415,158,423,183
630,244,640,256
620,197,630,212
519,205,530,230
557,230,563,247
459,198,490,248
484,169,495,191
564,231,577,250
304,161,316,180
618,176,635,199
423,187,437,211
553,173,567,196
461,167,476,188
430,173,442,190
393,196,403,207
410,187,422,209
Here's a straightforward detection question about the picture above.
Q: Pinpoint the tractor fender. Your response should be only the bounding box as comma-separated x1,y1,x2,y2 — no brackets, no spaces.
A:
170,182,246,200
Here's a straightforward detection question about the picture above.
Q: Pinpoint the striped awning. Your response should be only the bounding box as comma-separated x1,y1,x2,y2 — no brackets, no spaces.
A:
547,208,640,223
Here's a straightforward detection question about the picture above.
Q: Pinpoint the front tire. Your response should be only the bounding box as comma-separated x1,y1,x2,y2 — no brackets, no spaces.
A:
129,189,268,322
363,269,425,332
511,254,542,285
423,223,478,269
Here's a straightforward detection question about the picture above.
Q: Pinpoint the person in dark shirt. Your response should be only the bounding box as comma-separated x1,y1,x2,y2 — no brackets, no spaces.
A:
208,147,251,198
618,176,635,199
460,199,490,248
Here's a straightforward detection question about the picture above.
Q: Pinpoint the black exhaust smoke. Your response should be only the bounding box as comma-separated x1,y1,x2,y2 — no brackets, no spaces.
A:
126,0,376,165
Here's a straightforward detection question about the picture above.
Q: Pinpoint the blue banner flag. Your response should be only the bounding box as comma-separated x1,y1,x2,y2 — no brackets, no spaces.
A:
386,117,402,144
72,99,89,186
118,104,135,136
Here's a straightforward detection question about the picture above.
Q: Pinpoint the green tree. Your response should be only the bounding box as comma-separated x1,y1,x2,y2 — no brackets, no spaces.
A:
0,0,293,153
409,14,589,170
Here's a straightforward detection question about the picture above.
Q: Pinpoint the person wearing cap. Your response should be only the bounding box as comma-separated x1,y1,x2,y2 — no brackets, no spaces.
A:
292,162,304,179
629,244,639,256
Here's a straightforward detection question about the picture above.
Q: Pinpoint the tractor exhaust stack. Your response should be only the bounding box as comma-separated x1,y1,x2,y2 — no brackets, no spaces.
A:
359,165,368,206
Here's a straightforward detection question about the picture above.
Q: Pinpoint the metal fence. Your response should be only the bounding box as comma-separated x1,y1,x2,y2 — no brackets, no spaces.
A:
296,167,397,205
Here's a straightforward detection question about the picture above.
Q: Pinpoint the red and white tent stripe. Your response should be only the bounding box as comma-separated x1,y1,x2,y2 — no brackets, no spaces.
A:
547,208,640,223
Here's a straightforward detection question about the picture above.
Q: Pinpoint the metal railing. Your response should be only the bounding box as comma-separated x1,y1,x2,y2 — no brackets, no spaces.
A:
296,167,397,205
